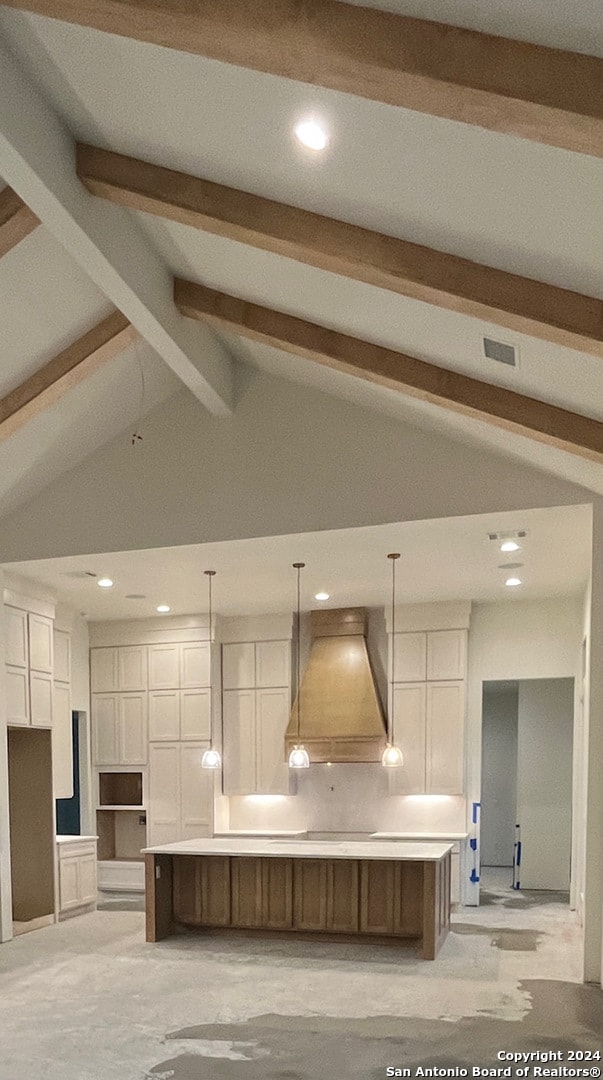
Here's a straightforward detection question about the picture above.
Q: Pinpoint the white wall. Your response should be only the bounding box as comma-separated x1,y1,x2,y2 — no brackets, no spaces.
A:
0,374,590,563
0,570,12,942
481,685,518,867
516,679,573,890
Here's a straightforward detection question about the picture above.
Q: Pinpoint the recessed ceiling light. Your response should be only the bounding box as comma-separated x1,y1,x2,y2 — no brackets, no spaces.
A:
501,540,520,553
156,605,171,613
294,118,328,150
505,577,522,588
97,578,114,588
314,592,330,601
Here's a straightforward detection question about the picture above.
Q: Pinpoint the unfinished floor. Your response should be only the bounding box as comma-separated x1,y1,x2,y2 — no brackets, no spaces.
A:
0,883,600,1080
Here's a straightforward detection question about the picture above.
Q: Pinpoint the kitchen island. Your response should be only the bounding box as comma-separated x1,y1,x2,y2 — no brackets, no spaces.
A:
143,837,452,959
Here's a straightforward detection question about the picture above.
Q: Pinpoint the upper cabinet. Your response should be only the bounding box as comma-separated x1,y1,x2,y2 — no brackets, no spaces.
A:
148,642,210,690
5,607,28,668
28,613,53,673
53,628,71,684
223,640,290,690
91,646,147,692
393,629,466,682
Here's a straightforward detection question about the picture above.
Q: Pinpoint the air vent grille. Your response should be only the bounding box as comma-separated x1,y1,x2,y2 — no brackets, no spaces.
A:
483,338,517,366
487,529,528,542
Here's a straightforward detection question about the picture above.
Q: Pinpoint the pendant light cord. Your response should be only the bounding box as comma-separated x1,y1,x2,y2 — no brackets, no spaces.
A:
388,554,400,745
293,562,305,742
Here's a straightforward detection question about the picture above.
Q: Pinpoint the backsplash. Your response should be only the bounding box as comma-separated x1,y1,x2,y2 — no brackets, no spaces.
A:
227,763,466,833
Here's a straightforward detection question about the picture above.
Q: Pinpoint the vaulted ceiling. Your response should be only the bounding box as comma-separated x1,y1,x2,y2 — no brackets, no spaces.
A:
0,0,601,519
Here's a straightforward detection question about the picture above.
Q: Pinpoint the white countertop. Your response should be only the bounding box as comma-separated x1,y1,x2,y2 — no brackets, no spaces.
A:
56,835,98,844
371,832,469,841
143,837,454,861
214,830,308,838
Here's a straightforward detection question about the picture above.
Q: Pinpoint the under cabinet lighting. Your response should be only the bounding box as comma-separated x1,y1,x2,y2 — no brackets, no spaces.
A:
294,118,328,150
97,578,114,588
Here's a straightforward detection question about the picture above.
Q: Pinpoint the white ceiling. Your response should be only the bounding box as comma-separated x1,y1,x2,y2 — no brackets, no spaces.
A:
0,3,601,524
4,504,591,621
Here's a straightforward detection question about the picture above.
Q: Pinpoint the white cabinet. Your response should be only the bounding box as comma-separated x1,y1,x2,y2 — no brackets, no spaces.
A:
53,681,73,799
91,646,147,691
425,682,464,794
28,613,53,673
390,680,464,795
223,687,289,795
392,629,466,682
180,642,210,687
57,839,97,916
5,607,28,668
149,688,211,741
30,670,53,728
92,693,147,765
148,742,212,846
53,629,71,684
91,648,118,692
148,642,211,689
148,644,180,689
392,632,426,682
426,631,466,681
6,665,29,726
223,640,290,690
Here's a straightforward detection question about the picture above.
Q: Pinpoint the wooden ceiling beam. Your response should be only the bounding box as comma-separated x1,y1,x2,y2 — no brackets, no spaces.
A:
175,278,603,464
0,185,39,257
78,144,603,359
0,310,135,442
2,0,601,155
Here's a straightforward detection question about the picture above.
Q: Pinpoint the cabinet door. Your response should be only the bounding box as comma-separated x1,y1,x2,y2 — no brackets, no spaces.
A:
53,629,71,683
426,682,464,795
148,743,180,845
256,640,290,688
180,642,210,687
394,862,424,938
327,860,359,932
180,743,213,839
359,861,395,935
222,642,255,689
30,670,53,728
91,648,118,693
5,607,28,667
149,690,180,741
392,632,426,682
262,858,293,929
118,692,148,764
199,857,231,926
255,688,289,795
180,688,211,741
388,683,426,795
148,644,180,690
222,689,256,795
92,695,119,765
426,630,466,681
293,859,327,931
118,646,147,691
231,858,263,927
6,666,29,726
59,857,81,911
53,682,73,799
28,613,53,673
78,854,98,905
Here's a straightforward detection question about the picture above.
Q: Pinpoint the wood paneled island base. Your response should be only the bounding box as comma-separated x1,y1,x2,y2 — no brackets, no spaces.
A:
144,839,452,959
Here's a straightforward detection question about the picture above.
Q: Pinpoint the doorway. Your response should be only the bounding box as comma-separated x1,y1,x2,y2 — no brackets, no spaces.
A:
8,728,55,935
481,678,574,894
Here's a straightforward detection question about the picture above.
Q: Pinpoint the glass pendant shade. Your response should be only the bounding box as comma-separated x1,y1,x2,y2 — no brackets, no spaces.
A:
381,743,404,768
201,747,222,769
288,744,310,769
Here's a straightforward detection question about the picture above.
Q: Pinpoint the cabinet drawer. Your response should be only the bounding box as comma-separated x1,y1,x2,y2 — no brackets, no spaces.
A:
58,842,97,861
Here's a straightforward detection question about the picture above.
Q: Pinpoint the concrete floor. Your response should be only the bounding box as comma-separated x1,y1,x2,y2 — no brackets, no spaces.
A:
0,882,600,1079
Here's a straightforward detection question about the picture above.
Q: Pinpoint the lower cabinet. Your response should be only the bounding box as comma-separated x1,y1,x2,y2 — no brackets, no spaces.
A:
293,859,359,933
148,742,213,846
359,860,423,937
57,839,98,918
230,857,293,930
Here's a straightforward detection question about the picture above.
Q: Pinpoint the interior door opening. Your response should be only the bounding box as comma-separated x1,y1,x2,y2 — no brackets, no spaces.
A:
481,678,574,899
8,727,55,936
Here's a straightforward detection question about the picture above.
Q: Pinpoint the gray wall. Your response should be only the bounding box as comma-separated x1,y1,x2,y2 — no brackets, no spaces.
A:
481,684,518,867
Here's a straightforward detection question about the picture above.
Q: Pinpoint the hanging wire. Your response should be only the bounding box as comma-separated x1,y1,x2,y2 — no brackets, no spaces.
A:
388,553,400,743
131,337,146,446
293,562,305,740
205,570,216,641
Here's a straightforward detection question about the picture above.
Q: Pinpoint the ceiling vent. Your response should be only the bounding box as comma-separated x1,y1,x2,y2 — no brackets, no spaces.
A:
483,337,517,367
487,529,528,542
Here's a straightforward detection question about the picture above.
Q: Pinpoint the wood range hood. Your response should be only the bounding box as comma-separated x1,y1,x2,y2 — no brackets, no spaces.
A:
285,607,387,763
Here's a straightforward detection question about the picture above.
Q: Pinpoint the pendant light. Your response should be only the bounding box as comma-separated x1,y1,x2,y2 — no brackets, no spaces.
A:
288,561,310,769
382,553,404,768
201,570,221,770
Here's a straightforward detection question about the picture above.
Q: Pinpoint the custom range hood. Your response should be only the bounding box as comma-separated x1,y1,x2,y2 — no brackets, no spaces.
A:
285,608,387,763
